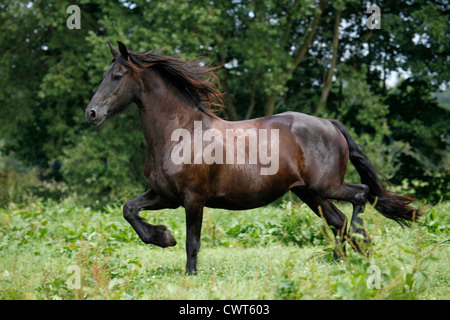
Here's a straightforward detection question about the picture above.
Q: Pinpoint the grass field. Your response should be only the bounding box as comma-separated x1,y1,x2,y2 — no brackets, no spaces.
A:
0,198,448,300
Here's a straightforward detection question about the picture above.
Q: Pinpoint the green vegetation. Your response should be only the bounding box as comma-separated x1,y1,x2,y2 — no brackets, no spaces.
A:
0,0,448,301
0,200,448,300
0,0,449,206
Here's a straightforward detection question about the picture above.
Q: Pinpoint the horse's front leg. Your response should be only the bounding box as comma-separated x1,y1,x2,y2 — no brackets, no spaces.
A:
123,189,177,247
184,199,204,275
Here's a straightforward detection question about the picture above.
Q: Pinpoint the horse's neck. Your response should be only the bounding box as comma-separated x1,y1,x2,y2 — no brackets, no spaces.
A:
136,74,211,156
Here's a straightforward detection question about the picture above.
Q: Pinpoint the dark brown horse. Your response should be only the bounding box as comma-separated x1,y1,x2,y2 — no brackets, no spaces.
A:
86,41,419,274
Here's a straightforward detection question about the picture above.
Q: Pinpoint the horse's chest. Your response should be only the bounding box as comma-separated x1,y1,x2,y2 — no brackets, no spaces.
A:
143,158,179,197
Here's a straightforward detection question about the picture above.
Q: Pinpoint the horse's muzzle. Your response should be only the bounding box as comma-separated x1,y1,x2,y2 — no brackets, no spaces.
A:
85,105,107,126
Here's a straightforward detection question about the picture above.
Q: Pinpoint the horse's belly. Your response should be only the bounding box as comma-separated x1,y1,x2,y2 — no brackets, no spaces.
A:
205,188,287,210
205,161,301,210
205,198,277,210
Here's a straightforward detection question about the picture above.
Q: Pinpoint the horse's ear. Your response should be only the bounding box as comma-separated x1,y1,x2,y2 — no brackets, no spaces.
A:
118,41,129,60
108,41,119,58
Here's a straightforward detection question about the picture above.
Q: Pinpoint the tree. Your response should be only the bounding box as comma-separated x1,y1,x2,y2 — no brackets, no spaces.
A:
0,0,448,204
386,79,450,202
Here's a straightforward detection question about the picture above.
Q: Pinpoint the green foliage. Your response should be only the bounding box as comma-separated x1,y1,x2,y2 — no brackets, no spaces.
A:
0,0,448,205
59,110,146,207
0,0,448,302
0,146,67,207
386,79,450,201
0,199,448,299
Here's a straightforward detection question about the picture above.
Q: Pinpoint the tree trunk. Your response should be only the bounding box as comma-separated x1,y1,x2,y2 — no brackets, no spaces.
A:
264,4,324,116
216,35,240,121
220,67,239,121
315,9,341,116
263,92,279,117
244,83,256,120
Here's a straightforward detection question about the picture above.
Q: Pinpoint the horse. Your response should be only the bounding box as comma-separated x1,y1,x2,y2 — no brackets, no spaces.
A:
85,41,419,274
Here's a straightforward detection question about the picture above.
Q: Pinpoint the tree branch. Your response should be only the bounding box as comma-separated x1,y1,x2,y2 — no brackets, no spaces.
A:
315,9,342,116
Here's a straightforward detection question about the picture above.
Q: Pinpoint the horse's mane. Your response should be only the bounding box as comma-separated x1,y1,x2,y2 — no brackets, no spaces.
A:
118,50,224,117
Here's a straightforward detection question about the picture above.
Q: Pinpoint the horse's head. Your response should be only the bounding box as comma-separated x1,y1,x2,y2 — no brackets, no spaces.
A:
85,41,138,126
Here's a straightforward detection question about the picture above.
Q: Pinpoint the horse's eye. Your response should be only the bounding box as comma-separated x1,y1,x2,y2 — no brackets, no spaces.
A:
113,74,123,81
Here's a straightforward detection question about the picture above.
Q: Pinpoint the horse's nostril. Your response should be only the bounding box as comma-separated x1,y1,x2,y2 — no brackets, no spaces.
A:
89,109,97,120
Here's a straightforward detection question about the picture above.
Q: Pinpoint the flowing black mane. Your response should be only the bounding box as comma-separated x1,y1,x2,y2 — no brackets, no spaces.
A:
117,50,224,116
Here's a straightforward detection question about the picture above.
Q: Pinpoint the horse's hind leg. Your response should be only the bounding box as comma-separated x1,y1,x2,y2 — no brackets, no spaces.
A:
322,183,371,255
123,189,177,247
292,188,348,260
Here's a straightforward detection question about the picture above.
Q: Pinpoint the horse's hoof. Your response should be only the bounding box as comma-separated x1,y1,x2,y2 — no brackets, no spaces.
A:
163,229,177,247
152,225,176,248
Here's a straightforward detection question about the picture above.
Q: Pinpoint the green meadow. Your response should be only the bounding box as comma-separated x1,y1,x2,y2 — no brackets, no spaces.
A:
0,199,448,300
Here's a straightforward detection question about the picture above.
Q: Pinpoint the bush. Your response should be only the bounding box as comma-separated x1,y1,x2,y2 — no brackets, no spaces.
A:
59,114,147,207
201,200,328,248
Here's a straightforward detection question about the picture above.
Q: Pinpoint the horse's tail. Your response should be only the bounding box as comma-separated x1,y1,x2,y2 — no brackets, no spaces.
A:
329,119,421,227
